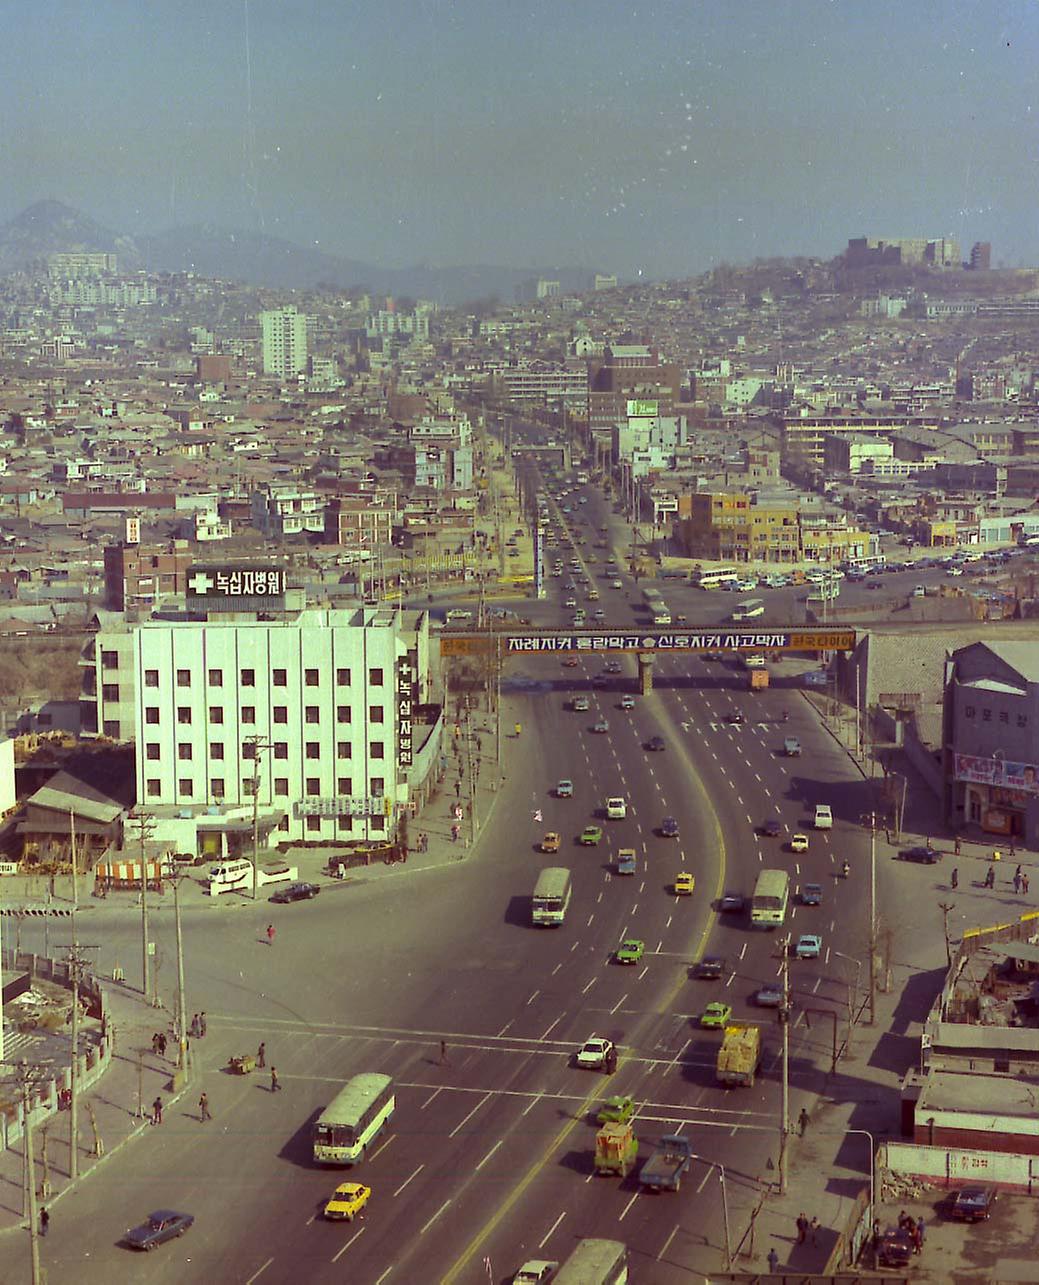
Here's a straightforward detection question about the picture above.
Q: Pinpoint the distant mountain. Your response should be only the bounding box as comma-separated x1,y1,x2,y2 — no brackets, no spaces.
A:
0,199,142,275
0,201,596,305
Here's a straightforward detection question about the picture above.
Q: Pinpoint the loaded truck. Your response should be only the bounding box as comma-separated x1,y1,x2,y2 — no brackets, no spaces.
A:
748,668,769,691
716,1023,762,1087
638,1133,692,1191
594,1121,638,1177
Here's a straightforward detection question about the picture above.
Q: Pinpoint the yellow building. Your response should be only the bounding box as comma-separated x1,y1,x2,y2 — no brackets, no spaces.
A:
678,491,868,564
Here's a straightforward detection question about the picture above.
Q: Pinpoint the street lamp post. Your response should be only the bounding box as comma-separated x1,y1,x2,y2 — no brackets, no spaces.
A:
846,1127,876,1222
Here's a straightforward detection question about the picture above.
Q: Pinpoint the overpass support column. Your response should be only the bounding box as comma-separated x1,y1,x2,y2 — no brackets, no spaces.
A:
637,652,655,695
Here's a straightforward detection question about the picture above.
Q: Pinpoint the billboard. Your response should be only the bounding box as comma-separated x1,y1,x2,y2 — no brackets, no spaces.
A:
187,564,287,612
396,655,416,772
293,796,391,819
954,753,1039,796
627,399,659,417
439,627,856,655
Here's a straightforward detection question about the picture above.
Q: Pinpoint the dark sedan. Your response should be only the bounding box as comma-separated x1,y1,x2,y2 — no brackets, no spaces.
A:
694,955,725,980
645,736,666,752
269,881,321,903
660,816,680,839
947,1185,996,1222
899,844,942,864
719,892,745,913
124,1210,194,1251
761,817,782,838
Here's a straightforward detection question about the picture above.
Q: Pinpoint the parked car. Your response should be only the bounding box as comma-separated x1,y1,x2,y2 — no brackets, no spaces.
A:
123,1210,195,1251
946,1185,997,1222
877,1228,914,1268
269,882,321,904
900,844,942,864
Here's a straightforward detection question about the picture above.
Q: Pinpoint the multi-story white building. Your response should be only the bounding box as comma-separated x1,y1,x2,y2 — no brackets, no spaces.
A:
250,485,326,537
260,305,308,378
130,607,433,844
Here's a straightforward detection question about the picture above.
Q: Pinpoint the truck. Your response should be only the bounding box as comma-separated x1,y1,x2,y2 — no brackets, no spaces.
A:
638,1133,692,1192
748,668,769,691
594,1121,638,1177
716,1023,762,1087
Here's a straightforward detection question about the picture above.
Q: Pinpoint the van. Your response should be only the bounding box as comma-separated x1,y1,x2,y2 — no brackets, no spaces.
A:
912,585,925,598
205,858,253,895
813,805,833,831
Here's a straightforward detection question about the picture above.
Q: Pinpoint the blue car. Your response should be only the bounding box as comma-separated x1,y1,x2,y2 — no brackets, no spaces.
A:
794,934,822,960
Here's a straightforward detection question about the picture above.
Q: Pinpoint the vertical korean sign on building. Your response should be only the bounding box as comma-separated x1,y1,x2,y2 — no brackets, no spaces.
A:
534,524,545,600
396,655,415,774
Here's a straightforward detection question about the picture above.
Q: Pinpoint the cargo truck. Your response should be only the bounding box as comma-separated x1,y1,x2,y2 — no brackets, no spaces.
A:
715,1023,761,1087
594,1121,638,1177
748,668,769,691
638,1133,692,1191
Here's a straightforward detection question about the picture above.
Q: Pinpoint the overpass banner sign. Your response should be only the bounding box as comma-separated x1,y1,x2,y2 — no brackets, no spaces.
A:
439,627,855,655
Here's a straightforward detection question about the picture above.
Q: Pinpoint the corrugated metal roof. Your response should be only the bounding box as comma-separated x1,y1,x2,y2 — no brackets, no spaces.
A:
27,770,123,824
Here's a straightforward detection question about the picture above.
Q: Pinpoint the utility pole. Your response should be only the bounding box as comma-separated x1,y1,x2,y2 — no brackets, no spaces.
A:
127,813,157,1006
939,902,956,967
246,736,273,900
778,932,791,1195
868,811,877,1024
68,807,79,910
166,867,192,1075
56,937,99,1182
8,1060,45,1285
465,698,478,844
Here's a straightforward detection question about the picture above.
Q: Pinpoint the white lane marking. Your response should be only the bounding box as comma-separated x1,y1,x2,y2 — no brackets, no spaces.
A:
551,962,563,976
813,977,822,993
475,1139,504,1172
656,938,664,953
393,1164,424,1197
419,1200,452,1236
539,1210,567,1249
448,1091,492,1139
665,915,673,929
245,1260,275,1284
611,993,629,1015
658,1224,680,1261
587,913,595,927
619,1191,640,1222
526,990,540,1007
638,965,649,980
522,1093,542,1117
541,1015,562,1041
725,971,736,988
597,890,604,903
696,1167,712,1194
497,1020,513,1037
824,947,831,965
420,1087,442,1110
332,1227,366,1262
371,1135,394,1161
570,941,579,952
582,977,597,994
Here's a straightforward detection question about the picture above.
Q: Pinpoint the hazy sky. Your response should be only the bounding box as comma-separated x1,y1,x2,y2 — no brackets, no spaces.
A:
3,0,1037,277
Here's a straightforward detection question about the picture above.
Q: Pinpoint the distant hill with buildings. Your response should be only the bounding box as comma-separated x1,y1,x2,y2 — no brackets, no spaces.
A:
0,200,594,305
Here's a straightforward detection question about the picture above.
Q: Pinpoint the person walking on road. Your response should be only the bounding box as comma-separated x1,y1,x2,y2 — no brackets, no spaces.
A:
152,1097,163,1126
1014,872,1022,895
810,1216,820,1246
954,834,962,856
1024,874,1030,895
796,1213,807,1244
39,1208,49,1238
199,1012,207,1037
798,1107,810,1136
985,865,996,889
951,867,958,890
768,1248,779,1272
199,1092,212,1122
257,1042,266,1068
270,1066,281,1092
266,923,276,946
915,1216,926,1254
190,1013,200,1038
440,1040,449,1066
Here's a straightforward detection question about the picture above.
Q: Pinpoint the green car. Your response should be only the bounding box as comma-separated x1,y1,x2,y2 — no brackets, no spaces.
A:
597,1094,635,1125
701,1001,733,1029
579,825,603,846
616,938,645,965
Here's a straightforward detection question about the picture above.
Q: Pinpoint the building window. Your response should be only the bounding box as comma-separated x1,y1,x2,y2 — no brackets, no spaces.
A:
144,669,159,688
178,779,194,797
145,707,160,725
305,706,320,724
178,707,193,725
273,706,288,724
965,705,975,718
102,683,120,702
272,668,287,687
369,667,384,686
103,720,120,738
211,742,224,760
337,815,352,831
209,706,224,724
336,667,351,685
241,668,255,687
177,743,193,761
241,706,256,724
242,741,256,760
370,705,384,723
208,668,223,687
982,709,991,722
338,777,351,795
371,776,384,795
177,669,191,687
210,778,225,799
306,815,321,833
370,741,385,759
337,741,351,759
305,668,319,687
243,778,256,797
306,777,321,796
146,743,160,760
336,705,351,724
273,741,288,759
306,742,320,759
370,816,385,832
146,778,161,797
101,649,119,670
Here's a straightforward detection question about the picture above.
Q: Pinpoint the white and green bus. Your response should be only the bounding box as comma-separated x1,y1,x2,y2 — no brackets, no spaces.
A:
731,597,765,621
313,1073,395,1165
555,1239,628,1285
750,869,790,929
532,867,573,927
694,566,740,590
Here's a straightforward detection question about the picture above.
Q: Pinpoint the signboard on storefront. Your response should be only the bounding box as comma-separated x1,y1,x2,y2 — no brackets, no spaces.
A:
293,796,391,819
187,564,287,612
627,399,659,417
954,754,1039,796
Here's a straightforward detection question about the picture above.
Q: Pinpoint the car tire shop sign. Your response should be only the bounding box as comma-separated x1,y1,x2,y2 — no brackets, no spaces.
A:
438,626,857,656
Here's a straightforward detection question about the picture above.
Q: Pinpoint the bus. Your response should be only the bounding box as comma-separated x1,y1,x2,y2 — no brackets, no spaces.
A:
532,867,572,926
750,869,790,929
313,1073,395,1165
555,1239,628,1285
694,566,740,590
731,597,765,621
842,554,886,573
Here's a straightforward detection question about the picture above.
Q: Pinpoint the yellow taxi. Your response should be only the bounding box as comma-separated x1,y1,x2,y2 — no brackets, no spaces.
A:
541,832,561,853
324,1182,371,1222
674,872,695,896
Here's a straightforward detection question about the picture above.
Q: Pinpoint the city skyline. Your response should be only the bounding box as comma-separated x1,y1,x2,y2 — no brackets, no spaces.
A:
2,1,1036,279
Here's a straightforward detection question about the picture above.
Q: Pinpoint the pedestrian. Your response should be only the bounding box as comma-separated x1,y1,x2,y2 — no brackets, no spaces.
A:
810,1216,820,1246
767,1247,779,1273
454,780,461,799
39,1208,49,1238
270,1066,281,1091
440,1039,449,1066
898,1210,911,1232
1015,873,1022,894
266,923,276,946
159,1032,168,1057
1024,874,1030,895
798,1107,809,1136
954,834,962,856
199,1092,211,1122
986,865,995,889
915,1215,926,1253
152,1096,163,1125
951,867,958,890
796,1213,807,1244
199,1012,207,1037
190,1013,200,1038
1010,838,1017,858
1016,864,1023,881
151,1032,161,1056
257,1042,266,1068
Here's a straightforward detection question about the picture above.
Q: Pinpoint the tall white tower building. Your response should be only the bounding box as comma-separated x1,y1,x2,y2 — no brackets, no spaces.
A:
260,305,308,378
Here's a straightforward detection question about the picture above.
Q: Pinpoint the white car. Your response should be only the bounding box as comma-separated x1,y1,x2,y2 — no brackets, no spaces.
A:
575,1037,614,1069
514,1262,559,1284
606,797,627,820
814,804,833,830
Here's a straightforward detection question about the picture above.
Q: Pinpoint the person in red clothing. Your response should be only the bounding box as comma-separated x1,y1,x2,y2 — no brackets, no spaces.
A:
266,923,276,945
